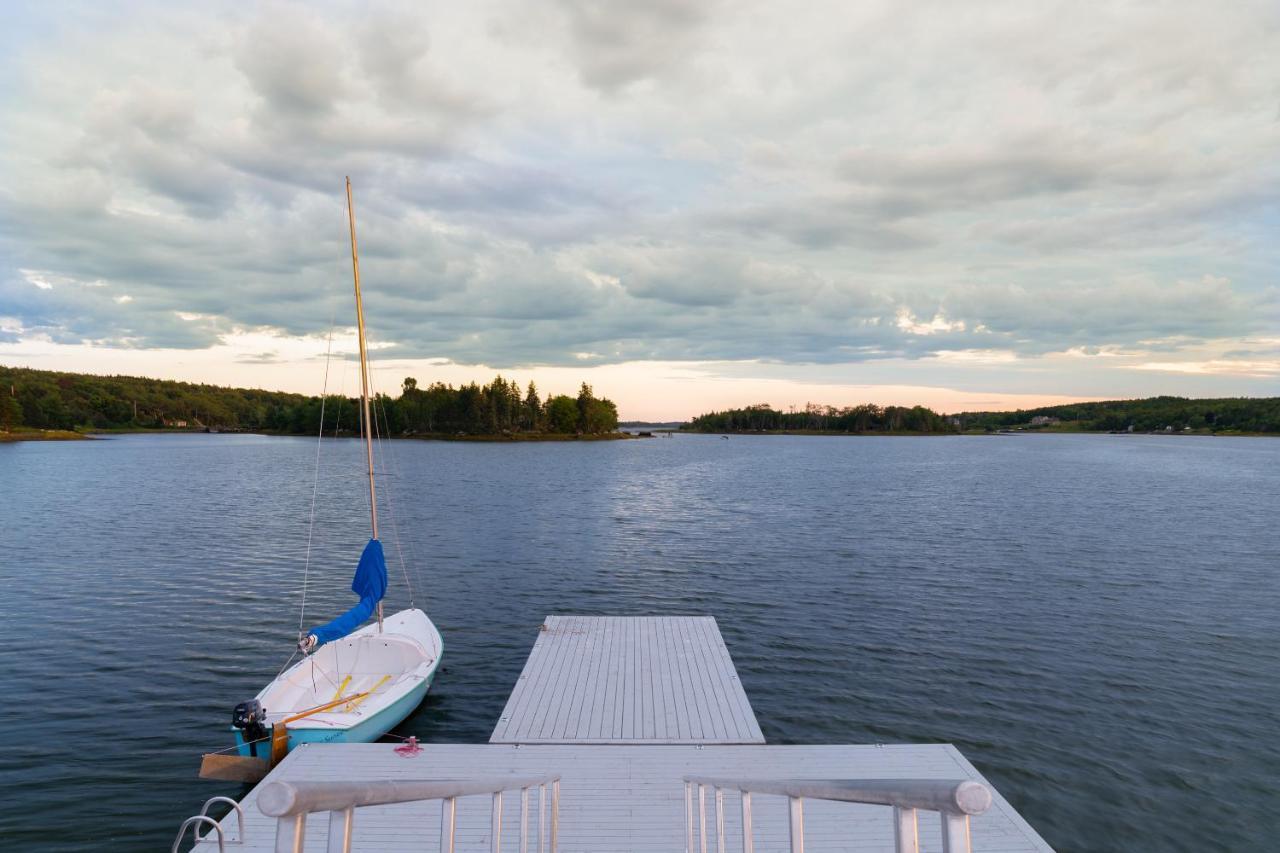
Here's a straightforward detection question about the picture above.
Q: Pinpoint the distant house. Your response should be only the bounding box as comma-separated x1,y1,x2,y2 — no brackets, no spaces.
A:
162,418,189,428
1029,415,1060,427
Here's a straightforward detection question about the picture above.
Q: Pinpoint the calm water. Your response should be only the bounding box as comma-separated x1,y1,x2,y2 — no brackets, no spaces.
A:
1,432,1278,851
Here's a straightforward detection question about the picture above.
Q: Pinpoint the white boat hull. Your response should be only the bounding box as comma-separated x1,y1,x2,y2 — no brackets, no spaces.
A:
233,608,442,756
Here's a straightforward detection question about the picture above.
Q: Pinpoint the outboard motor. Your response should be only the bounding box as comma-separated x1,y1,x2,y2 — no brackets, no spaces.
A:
232,700,269,756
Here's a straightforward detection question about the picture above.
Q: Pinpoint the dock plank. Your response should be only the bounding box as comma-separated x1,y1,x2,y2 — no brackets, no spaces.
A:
491,615,765,745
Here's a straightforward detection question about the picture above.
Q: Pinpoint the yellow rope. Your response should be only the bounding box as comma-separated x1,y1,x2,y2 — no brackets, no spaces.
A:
343,675,392,712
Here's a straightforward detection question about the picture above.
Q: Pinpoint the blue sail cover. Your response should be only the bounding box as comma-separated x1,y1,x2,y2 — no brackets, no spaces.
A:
308,539,388,645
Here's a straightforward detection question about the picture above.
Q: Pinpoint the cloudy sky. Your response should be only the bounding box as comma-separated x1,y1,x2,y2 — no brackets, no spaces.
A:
1,1,1277,419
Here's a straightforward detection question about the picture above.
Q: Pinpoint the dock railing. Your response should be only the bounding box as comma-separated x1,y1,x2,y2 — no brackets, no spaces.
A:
256,775,560,853
683,777,992,853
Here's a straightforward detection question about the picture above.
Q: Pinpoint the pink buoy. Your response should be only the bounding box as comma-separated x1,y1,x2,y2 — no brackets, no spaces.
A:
394,736,422,757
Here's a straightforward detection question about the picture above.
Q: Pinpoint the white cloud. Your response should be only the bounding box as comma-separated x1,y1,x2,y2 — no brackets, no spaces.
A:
1135,360,1280,378
896,310,965,336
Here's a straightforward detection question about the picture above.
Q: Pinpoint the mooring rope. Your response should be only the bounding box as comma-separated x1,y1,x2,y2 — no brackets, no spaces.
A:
204,735,272,756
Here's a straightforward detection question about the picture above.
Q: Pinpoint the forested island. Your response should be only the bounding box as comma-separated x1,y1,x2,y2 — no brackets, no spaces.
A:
686,396,1280,435
685,403,952,433
0,365,620,439
953,396,1280,433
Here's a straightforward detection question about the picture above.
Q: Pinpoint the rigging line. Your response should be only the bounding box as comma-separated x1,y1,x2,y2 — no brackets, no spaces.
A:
298,317,338,637
380,400,416,606
371,371,416,607
384,374,426,606
309,652,342,692
273,648,300,681
367,364,420,605
357,355,374,531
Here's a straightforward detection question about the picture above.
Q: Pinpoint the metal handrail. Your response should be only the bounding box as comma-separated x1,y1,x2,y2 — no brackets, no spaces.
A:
172,816,224,853
259,775,560,853
197,796,245,844
683,776,992,853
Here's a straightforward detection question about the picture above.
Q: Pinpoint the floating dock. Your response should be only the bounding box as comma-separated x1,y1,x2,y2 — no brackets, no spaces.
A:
492,615,764,745
189,616,1053,852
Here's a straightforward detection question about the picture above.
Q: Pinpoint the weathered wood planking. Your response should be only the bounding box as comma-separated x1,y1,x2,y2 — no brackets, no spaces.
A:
490,615,765,745
192,743,1054,852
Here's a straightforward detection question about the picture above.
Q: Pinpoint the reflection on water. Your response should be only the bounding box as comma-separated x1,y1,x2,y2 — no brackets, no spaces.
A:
1,432,1278,851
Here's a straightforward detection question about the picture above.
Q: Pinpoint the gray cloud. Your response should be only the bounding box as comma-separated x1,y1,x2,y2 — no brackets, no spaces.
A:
235,10,347,117
0,0,1276,378
557,0,714,92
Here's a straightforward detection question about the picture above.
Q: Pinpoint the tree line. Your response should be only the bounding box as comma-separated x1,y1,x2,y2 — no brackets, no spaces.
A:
953,396,1280,433
389,376,618,435
684,396,1280,435
0,365,619,436
685,403,954,433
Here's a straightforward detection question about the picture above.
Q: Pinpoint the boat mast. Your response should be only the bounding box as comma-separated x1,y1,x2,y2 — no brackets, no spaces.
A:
345,177,382,632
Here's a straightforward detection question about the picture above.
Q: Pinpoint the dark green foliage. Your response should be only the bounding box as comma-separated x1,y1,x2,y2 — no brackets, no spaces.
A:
393,375,615,435
0,389,21,431
0,365,311,431
685,403,954,433
954,396,1280,433
0,365,620,436
545,395,581,434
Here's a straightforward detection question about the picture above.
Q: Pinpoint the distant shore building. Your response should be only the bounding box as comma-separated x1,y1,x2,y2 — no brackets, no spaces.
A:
1029,415,1060,427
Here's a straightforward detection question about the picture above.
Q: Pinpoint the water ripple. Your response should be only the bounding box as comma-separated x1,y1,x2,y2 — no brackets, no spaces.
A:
0,433,1278,851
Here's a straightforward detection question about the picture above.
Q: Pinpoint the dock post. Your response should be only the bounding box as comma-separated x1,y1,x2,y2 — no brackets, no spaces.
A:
492,791,504,853
538,785,546,853
940,813,971,853
685,782,694,853
698,784,708,853
715,787,726,853
520,787,530,853
893,806,919,853
326,807,353,853
274,813,305,853
788,797,804,853
550,780,560,853
440,798,456,853
740,792,753,853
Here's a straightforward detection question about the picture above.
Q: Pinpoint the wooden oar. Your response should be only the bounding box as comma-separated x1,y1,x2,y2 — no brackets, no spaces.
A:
282,684,385,724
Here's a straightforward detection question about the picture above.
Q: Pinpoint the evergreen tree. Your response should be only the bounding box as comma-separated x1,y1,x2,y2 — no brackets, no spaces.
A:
523,382,541,431
576,383,593,433
1,389,21,431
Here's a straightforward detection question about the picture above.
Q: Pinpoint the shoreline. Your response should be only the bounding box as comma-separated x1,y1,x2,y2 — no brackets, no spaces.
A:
9,427,1274,443
78,428,642,442
0,429,90,442
682,428,1277,438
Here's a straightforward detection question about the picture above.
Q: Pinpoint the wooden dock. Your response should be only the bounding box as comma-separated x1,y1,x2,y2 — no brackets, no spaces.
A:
491,615,764,744
189,616,1054,852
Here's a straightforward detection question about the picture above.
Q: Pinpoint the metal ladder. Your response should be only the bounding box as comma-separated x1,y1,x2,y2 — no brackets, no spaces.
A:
173,796,246,852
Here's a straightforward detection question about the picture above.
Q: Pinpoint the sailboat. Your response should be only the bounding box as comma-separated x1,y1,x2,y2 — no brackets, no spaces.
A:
229,179,443,759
